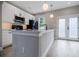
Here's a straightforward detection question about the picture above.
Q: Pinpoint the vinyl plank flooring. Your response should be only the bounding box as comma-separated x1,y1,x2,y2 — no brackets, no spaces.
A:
2,47,12,57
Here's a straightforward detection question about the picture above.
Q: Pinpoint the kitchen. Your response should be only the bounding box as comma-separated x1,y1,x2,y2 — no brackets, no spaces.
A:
0,1,79,57
1,1,54,57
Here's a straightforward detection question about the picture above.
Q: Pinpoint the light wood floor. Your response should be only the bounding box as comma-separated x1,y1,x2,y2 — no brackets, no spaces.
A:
1,40,79,57
1,47,12,57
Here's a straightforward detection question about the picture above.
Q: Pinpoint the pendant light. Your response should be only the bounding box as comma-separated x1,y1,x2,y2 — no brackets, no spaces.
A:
49,4,54,18
42,2,48,11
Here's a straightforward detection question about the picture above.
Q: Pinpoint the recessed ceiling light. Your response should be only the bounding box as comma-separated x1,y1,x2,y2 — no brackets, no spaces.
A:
67,2,71,5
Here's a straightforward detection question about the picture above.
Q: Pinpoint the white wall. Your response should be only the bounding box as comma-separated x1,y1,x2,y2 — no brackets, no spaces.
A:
35,5,79,39
35,5,79,29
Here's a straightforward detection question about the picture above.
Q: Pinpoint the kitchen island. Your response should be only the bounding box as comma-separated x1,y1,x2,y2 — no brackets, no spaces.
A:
12,30,54,57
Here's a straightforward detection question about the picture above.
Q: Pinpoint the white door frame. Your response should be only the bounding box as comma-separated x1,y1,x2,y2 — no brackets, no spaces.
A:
56,14,79,40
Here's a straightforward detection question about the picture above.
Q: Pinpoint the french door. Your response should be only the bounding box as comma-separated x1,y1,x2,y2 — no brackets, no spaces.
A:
58,16,79,40
69,17,78,39
59,19,66,38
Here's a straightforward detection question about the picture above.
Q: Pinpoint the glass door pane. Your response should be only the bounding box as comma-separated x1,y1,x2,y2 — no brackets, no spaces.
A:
69,17,78,38
59,19,66,38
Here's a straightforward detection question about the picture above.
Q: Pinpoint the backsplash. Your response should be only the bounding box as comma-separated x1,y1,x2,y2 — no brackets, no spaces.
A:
2,22,12,30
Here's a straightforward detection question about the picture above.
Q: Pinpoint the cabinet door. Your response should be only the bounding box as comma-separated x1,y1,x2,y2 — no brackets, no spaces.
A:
2,30,12,47
13,34,38,57
2,30,8,47
2,2,15,23
7,30,12,45
24,12,35,24
14,6,23,17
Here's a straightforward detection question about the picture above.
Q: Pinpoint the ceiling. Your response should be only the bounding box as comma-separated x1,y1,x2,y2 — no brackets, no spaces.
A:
8,1,79,14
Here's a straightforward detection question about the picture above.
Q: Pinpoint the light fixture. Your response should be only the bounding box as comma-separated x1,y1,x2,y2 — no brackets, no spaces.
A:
50,14,54,18
42,2,48,11
49,4,54,18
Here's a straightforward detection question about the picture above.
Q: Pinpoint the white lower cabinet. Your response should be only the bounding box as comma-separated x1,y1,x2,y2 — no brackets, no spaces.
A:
2,30,12,48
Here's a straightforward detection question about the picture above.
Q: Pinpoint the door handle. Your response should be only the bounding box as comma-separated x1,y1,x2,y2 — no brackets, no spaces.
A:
67,26,69,30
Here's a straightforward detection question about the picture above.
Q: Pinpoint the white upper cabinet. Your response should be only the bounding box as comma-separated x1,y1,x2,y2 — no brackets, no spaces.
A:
14,4,35,24
14,7,35,24
14,6,23,17
2,2,35,24
2,2,15,23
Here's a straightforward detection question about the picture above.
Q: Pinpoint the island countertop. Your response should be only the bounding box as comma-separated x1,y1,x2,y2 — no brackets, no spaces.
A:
12,29,54,36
